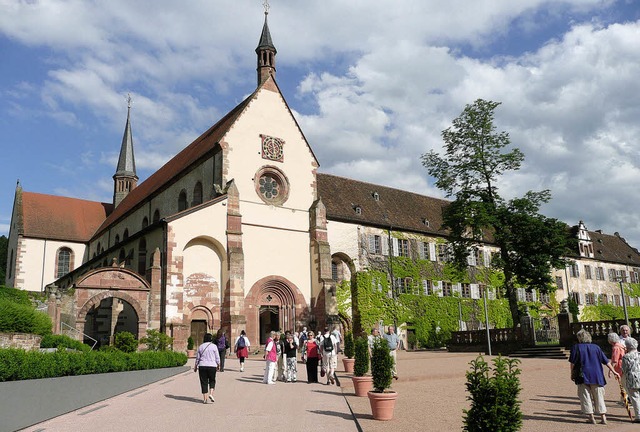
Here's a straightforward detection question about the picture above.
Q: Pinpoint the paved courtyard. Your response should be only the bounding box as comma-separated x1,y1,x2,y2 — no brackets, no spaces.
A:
13,349,640,431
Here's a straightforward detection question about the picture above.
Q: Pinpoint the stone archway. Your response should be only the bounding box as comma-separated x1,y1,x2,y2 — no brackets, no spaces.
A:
245,276,307,345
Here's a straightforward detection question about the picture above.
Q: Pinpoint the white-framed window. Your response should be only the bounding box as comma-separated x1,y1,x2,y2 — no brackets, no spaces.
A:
397,239,409,257
418,242,430,260
438,244,452,262
442,282,453,297
569,264,579,278
368,235,382,255
422,280,433,295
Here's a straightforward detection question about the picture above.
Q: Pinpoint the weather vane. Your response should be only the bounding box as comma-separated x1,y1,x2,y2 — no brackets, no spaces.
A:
126,93,132,109
263,0,270,15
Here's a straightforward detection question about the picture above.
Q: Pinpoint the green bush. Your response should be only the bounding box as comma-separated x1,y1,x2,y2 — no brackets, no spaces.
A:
0,348,188,381
0,287,32,306
140,329,173,351
115,331,139,353
463,355,522,432
370,338,393,392
343,332,354,359
187,336,195,350
0,299,52,335
353,336,369,377
40,334,90,352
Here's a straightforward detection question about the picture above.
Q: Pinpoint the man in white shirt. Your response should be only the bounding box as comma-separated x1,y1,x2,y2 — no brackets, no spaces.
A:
320,327,338,385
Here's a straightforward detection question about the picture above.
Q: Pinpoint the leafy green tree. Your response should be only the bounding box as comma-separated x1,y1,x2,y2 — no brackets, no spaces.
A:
140,329,173,351
422,99,572,326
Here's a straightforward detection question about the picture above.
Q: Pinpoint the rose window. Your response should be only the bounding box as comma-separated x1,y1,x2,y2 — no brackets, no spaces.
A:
259,174,280,199
254,166,289,205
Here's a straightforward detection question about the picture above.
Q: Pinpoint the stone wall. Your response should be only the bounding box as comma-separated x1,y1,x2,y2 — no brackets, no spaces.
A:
0,333,42,350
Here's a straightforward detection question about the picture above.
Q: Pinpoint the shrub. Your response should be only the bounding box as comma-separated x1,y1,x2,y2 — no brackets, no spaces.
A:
115,331,139,353
140,329,173,351
0,348,188,381
343,332,354,359
187,336,194,350
370,338,393,392
463,355,522,432
40,334,90,352
0,299,52,335
353,336,369,377
0,287,32,306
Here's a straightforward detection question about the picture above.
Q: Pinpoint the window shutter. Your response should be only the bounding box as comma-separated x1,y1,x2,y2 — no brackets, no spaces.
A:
429,242,437,261
488,288,496,300
434,281,443,297
484,250,491,267
422,280,430,295
452,283,461,296
471,284,480,299
392,238,399,257
418,242,426,259
382,236,389,256
368,235,375,253
517,288,525,301
532,290,537,302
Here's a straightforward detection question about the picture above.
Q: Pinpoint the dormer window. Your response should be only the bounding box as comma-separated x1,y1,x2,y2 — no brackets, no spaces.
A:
422,218,430,227
372,192,379,201
354,206,362,215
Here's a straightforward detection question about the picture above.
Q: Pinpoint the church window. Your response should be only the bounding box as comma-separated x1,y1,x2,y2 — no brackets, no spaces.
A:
331,262,338,281
56,247,73,278
153,209,160,223
123,229,129,241
96,242,101,254
142,217,148,229
119,248,126,265
115,234,120,244
193,182,203,206
138,238,147,276
213,147,223,196
254,166,289,206
178,190,188,211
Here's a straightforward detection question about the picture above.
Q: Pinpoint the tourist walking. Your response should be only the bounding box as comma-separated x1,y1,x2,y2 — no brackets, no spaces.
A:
215,328,229,372
569,329,619,424
303,331,321,383
194,333,221,404
283,332,298,382
331,325,342,354
384,325,399,380
299,326,308,353
368,327,381,356
608,332,626,403
234,330,250,372
263,331,277,384
320,327,338,385
620,325,632,344
622,338,640,423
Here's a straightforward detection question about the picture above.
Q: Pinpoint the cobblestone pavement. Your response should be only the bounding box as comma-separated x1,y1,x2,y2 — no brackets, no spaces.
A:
16,349,640,431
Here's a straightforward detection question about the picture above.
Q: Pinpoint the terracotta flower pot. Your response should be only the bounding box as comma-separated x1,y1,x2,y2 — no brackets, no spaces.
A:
342,358,355,373
368,390,398,421
187,349,196,358
352,375,373,397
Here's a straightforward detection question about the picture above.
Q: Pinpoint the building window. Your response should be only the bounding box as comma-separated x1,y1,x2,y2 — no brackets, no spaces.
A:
524,290,535,302
368,235,382,255
115,234,120,244
119,249,126,266
153,209,160,223
422,280,433,295
332,262,338,281
56,247,73,278
438,244,452,262
595,267,605,280
474,248,484,266
540,292,551,303
123,229,129,241
569,264,579,278
599,294,609,305
570,291,581,305
617,270,627,283
142,217,149,229
608,268,617,282
614,295,621,306
461,283,471,298
555,276,563,290
396,277,413,295
442,282,453,297
632,270,640,284
585,293,596,305
397,239,409,257
584,265,592,280
178,190,188,211
254,166,290,206
192,182,203,206
419,242,430,260
137,238,147,276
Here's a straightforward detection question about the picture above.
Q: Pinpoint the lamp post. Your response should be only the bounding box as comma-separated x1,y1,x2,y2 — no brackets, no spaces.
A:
619,277,629,327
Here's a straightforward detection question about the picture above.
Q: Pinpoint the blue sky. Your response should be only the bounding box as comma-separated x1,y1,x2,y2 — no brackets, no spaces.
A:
1,0,640,248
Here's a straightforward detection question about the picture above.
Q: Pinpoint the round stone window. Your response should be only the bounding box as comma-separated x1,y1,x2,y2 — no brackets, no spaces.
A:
254,166,289,205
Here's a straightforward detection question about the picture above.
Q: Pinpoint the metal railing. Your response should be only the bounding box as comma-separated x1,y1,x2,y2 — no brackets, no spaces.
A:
61,322,98,351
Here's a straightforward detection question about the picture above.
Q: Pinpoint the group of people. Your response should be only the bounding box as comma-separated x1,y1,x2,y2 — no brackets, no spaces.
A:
367,325,400,379
570,324,640,424
263,326,342,386
193,328,251,404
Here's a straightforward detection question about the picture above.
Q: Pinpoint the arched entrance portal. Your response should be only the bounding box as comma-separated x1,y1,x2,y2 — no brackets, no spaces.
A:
83,297,139,347
246,276,308,345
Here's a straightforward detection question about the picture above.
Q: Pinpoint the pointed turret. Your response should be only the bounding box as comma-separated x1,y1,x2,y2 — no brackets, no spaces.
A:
256,3,277,86
113,95,138,207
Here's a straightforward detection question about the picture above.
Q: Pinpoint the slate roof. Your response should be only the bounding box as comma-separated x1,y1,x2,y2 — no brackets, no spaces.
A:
579,228,640,266
317,173,450,236
20,191,112,242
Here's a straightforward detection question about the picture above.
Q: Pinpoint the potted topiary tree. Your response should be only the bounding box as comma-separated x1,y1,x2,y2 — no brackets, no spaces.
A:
342,331,355,373
187,336,196,358
368,337,398,420
352,335,373,396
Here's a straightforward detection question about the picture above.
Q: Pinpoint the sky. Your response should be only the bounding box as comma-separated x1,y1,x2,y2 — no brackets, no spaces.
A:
1,0,640,248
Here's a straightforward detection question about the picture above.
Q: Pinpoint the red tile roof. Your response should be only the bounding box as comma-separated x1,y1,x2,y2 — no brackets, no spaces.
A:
21,192,112,242
582,229,640,266
93,92,255,237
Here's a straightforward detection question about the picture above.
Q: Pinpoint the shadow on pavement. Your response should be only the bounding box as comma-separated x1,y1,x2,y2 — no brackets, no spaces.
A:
308,409,360,421
163,394,202,404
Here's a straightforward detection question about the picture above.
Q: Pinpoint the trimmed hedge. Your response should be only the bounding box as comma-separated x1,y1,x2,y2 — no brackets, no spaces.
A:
0,349,188,381
0,299,52,335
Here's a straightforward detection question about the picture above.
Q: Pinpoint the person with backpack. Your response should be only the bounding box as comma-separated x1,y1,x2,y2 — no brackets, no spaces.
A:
234,329,250,372
298,327,308,354
320,327,338,385
215,328,230,372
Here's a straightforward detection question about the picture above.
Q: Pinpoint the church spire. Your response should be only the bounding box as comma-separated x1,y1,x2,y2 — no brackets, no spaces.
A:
113,94,138,208
256,0,277,86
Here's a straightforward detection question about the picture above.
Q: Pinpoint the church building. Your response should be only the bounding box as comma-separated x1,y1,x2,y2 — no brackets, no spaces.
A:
6,9,640,351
